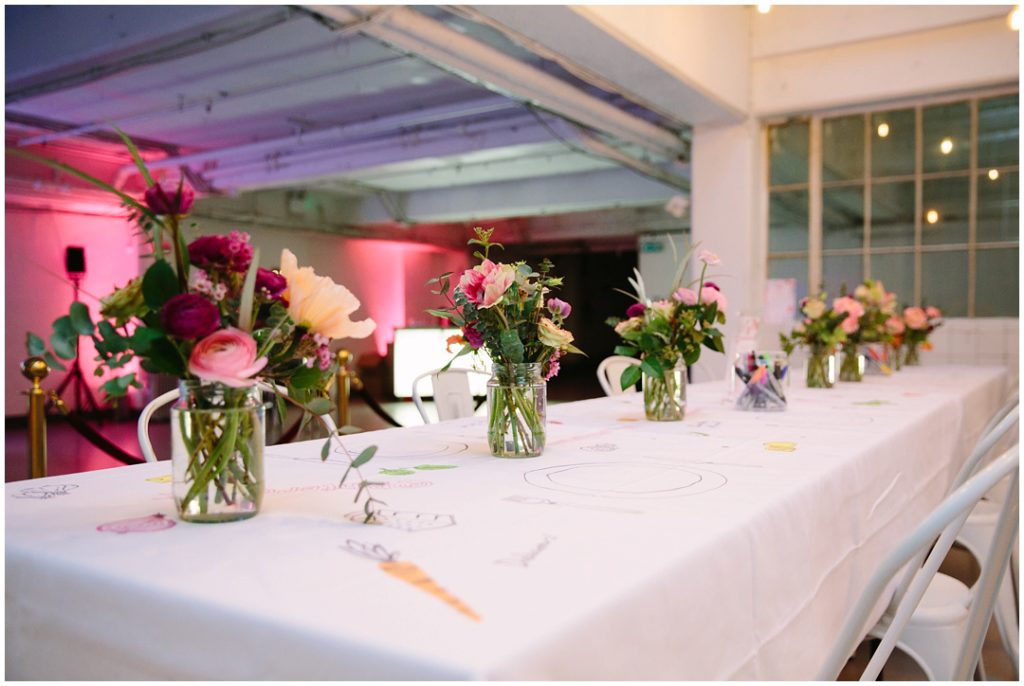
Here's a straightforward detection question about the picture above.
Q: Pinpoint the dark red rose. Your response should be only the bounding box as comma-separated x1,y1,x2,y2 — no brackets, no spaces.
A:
256,268,287,299
463,323,484,349
161,294,221,339
187,231,253,273
626,303,646,318
144,181,195,216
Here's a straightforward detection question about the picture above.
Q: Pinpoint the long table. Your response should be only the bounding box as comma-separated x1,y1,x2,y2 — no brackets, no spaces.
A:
5,366,1007,679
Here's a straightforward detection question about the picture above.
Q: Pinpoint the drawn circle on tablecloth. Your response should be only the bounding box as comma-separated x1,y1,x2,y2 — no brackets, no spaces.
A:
524,462,727,499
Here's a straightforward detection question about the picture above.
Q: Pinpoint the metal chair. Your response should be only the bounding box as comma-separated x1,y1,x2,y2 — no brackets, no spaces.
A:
411,368,489,424
819,446,1019,680
137,382,332,463
596,355,640,396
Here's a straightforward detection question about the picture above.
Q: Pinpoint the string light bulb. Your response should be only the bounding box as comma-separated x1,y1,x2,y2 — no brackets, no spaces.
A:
940,138,954,155
876,122,890,138
1009,5,1021,31
925,209,940,225
988,169,1000,181
757,3,772,14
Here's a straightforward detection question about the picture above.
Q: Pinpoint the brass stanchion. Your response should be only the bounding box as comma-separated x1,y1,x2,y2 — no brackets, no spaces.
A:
335,349,364,428
21,356,49,479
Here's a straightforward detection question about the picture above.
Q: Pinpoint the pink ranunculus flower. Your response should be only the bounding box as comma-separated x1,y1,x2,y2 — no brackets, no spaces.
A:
698,250,720,266
832,296,865,334
700,286,728,313
885,316,906,335
904,306,929,330
673,287,698,306
925,306,942,320
188,327,268,388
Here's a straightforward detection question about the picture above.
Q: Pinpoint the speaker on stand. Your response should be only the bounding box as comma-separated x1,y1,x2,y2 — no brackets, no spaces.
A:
55,246,102,416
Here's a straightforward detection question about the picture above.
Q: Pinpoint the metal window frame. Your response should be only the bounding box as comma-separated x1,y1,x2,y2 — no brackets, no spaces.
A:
766,88,1020,318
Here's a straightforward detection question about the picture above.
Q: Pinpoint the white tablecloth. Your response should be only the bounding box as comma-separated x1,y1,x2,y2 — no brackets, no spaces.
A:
5,366,1007,679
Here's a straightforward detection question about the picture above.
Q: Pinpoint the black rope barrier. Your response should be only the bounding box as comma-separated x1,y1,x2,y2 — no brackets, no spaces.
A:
48,394,145,465
355,386,403,427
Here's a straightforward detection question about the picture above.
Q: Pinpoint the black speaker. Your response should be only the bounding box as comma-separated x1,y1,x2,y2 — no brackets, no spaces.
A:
65,246,86,276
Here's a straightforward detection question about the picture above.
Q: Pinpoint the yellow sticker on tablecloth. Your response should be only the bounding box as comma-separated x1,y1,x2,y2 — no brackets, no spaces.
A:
764,441,797,452
146,475,172,483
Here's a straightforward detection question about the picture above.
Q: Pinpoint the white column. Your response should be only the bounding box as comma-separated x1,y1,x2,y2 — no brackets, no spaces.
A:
689,117,767,381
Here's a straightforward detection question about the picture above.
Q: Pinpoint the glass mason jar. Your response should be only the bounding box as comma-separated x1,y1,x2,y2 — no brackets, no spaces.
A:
487,363,546,458
642,358,686,421
904,342,921,366
888,343,903,371
806,345,836,389
839,343,865,382
171,380,266,522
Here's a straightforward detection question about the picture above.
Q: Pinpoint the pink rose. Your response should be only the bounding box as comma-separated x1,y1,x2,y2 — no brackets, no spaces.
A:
700,286,728,313
458,259,515,308
885,316,906,335
925,306,942,320
904,306,928,330
673,287,698,305
832,296,865,334
188,327,268,388
457,261,490,305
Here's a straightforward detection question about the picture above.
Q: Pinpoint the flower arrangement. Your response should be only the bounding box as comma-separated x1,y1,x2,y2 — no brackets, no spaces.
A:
901,305,943,365
779,292,851,388
429,227,581,456
606,248,726,420
17,132,383,521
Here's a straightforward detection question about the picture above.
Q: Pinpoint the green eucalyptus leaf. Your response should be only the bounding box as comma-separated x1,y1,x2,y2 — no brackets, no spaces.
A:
26,332,45,356
499,330,524,363
43,352,66,372
305,397,333,416
69,302,94,336
289,365,323,389
320,438,332,461
351,445,378,469
50,332,77,360
52,316,76,340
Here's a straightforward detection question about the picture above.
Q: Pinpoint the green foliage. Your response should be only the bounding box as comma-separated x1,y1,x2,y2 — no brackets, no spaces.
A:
26,332,45,356
141,260,178,309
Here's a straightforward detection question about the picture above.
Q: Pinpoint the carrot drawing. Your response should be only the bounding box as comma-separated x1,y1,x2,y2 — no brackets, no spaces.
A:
343,540,481,622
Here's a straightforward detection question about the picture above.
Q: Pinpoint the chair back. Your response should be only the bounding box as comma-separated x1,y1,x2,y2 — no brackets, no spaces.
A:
597,355,640,396
817,446,1019,680
411,369,487,423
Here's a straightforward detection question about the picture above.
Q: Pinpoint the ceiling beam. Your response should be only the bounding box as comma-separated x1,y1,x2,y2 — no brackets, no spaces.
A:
356,167,677,225
306,5,686,161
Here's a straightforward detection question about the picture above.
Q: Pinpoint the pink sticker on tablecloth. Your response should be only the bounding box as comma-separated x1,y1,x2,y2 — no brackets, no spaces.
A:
97,513,176,534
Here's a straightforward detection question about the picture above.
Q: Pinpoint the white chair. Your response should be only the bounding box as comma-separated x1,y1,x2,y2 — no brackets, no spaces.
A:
819,446,1019,681
137,382,331,462
411,368,489,424
596,355,641,396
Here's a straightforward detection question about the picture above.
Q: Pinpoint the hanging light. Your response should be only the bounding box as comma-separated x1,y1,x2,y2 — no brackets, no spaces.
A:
1009,5,1021,31
925,209,940,225
940,138,954,155
988,169,1001,181
876,122,891,138
757,3,772,14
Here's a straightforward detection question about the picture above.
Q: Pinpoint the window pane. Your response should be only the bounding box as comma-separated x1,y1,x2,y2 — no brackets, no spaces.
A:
769,190,809,252
976,247,1019,317
822,254,863,299
922,176,969,245
769,121,809,186
823,115,864,182
978,94,1019,169
872,181,916,247
977,170,1019,243
923,102,970,173
871,109,915,178
823,185,864,250
870,252,915,308
768,257,808,302
921,251,968,316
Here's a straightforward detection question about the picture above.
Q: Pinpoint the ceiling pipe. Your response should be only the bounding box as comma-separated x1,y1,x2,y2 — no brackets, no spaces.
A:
306,5,686,162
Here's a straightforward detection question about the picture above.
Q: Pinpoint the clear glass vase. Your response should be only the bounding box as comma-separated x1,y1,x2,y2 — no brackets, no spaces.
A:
806,346,836,389
889,343,903,371
171,380,265,522
839,344,865,383
643,358,686,421
487,363,546,458
904,342,921,366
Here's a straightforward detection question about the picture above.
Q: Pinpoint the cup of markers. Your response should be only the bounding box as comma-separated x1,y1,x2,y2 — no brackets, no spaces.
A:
734,351,789,412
